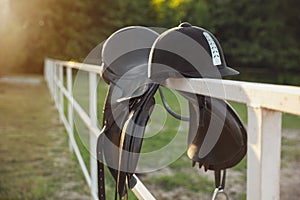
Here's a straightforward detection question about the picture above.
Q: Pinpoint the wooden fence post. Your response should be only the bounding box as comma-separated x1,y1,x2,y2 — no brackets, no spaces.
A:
247,106,282,200
58,65,64,122
49,61,54,98
67,67,74,153
53,64,58,108
89,72,98,198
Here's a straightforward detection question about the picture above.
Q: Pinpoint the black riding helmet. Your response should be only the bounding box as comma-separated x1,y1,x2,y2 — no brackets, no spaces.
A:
148,22,239,82
148,23,247,187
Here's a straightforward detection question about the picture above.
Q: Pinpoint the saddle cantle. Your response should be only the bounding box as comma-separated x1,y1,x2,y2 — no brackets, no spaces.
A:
97,22,247,199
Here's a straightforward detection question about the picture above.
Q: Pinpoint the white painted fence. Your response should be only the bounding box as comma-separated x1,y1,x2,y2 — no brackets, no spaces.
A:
44,58,155,200
44,58,300,200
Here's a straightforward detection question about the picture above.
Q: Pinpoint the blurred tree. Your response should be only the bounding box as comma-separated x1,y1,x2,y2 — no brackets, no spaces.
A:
96,0,155,32
1,0,103,73
150,0,209,27
0,0,299,80
278,0,300,71
207,0,300,72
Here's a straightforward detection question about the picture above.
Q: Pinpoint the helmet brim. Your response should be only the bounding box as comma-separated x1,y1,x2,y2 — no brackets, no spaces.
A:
219,66,239,77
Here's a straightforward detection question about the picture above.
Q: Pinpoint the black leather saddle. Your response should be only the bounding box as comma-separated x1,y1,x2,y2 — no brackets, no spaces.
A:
96,23,247,199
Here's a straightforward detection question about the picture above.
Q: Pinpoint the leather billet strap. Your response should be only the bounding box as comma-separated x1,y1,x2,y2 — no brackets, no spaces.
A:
97,132,106,200
97,84,158,199
214,170,226,189
97,161,106,200
212,170,229,200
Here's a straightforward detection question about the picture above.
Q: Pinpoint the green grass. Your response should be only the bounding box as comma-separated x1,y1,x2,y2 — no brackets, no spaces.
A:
2,74,298,199
281,136,300,162
67,74,300,198
151,172,213,193
229,101,300,129
0,82,59,199
69,77,138,198
228,101,248,124
0,80,89,199
227,101,300,173
233,157,247,172
282,113,300,129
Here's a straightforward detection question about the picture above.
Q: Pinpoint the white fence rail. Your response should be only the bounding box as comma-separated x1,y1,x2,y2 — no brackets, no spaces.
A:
44,58,300,200
44,58,155,200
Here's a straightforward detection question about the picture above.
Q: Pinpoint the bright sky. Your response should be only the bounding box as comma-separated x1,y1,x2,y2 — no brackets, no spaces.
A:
0,0,10,29
0,0,10,13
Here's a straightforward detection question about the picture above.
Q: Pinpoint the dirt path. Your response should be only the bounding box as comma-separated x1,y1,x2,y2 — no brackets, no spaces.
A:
0,76,90,200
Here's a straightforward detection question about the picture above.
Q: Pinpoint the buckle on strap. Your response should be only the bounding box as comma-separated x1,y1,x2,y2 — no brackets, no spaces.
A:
212,170,229,200
212,187,229,200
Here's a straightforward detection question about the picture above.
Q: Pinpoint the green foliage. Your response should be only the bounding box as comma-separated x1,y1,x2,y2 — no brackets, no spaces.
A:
207,0,300,73
150,0,209,27
1,0,299,85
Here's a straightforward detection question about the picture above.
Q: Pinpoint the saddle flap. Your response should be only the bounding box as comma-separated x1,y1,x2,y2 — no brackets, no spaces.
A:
98,84,157,198
187,95,247,171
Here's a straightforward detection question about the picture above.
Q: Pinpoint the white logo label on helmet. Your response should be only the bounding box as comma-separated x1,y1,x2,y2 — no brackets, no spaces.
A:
203,32,222,66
